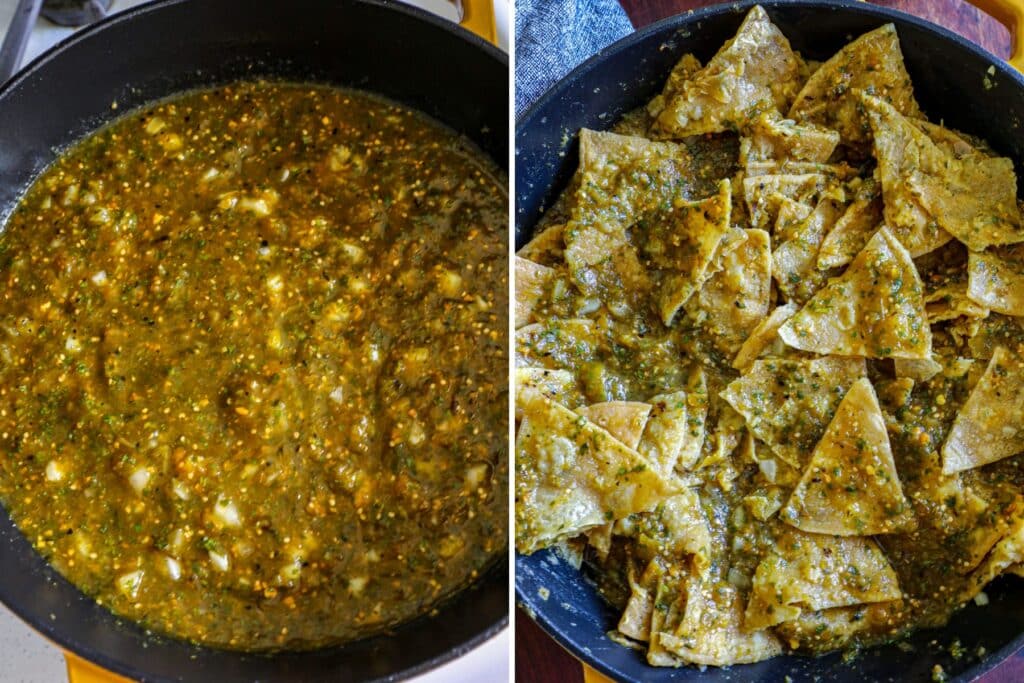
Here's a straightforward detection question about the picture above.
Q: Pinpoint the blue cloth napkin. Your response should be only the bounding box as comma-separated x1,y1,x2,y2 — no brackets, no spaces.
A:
515,0,633,116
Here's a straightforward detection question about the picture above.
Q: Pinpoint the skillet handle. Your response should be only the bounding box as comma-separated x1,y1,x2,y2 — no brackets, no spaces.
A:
583,666,616,683
459,0,497,45
65,652,134,683
965,0,1024,72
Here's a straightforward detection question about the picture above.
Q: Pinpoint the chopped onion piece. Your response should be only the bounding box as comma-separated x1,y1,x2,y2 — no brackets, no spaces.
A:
164,556,182,581
117,570,144,598
128,467,151,494
171,479,190,501
208,550,229,572
212,497,241,528
758,458,778,483
348,576,368,595
45,460,63,482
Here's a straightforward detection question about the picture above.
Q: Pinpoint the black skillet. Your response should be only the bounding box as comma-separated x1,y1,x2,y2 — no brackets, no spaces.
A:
516,0,1024,680
0,0,508,681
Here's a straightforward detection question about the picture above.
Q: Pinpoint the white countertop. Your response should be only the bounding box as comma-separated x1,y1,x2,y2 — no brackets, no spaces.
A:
0,1,510,681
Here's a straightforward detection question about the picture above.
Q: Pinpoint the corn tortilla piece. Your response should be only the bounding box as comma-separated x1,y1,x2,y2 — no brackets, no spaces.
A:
721,356,866,469
744,528,902,630
514,318,600,369
817,178,883,270
774,198,845,304
514,367,578,421
743,173,829,231
789,24,921,145
942,346,1024,475
517,222,564,264
961,511,1024,604
646,571,687,666
861,94,952,257
688,227,772,354
576,401,652,450
632,490,713,568
652,5,805,138
740,112,841,165
646,53,703,121
779,226,932,359
514,256,554,329
638,390,695,475
894,357,943,382
733,302,800,370
657,567,782,666
648,180,733,325
773,195,816,242
968,244,1024,316
514,386,680,554
773,601,903,652
780,378,914,536
618,559,665,642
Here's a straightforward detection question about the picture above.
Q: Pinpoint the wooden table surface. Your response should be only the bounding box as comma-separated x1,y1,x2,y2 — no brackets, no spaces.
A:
516,1,1021,681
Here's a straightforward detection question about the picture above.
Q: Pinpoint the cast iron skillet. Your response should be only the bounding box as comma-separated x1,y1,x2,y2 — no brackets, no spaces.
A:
516,1,1024,680
0,0,507,681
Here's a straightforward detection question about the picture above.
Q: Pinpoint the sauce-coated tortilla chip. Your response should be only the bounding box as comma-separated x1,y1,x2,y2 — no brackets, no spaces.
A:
968,244,1024,316
639,390,698,474
745,528,902,629
652,6,805,138
514,368,578,421
942,346,1024,474
515,256,554,329
721,356,866,468
618,559,664,642
781,378,914,535
744,173,830,231
790,24,921,145
647,54,703,121
515,387,679,553
577,401,653,450
656,566,782,666
632,490,713,566
773,602,903,652
774,198,844,304
515,318,600,369
779,227,932,359
962,512,1024,604
894,357,943,382
732,302,800,370
689,228,772,354
817,178,883,270
740,113,841,165
862,95,952,257
649,181,733,325
865,94,1024,254
517,222,564,264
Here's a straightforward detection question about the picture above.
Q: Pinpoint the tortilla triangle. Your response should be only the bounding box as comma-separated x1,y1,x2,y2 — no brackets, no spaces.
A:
778,226,932,359
577,401,652,450
744,528,902,629
942,346,1024,474
653,5,805,138
780,377,914,535
790,24,921,144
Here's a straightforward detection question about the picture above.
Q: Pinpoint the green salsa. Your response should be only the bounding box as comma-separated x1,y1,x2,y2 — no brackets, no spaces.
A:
0,82,507,649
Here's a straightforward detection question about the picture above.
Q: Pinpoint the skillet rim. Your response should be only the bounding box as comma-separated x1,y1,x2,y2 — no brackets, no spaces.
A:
514,0,1024,680
0,0,509,681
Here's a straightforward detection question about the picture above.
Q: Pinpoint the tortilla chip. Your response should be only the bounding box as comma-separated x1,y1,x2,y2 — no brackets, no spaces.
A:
773,195,816,241
779,226,932,359
790,24,921,145
942,346,1024,474
514,367,578,421
744,173,831,231
968,244,1024,316
745,528,902,629
653,6,805,138
517,222,564,264
721,356,866,468
780,378,914,535
862,95,952,257
632,490,713,566
741,112,841,165
962,512,1024,604
577,401,653,450
515,318,600,369
647,53,703,120
639,390,697,474
515,256,554,329
618,559,664,641
515,387,680,553
733,302,800,370
648,180,733,325
817,178,883,269
894,357,943,382
773,601,903,652
688,227,772,353
774,198,844,304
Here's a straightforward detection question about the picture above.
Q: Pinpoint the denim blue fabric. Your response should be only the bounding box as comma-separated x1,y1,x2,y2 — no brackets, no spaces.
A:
515,0,633,116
